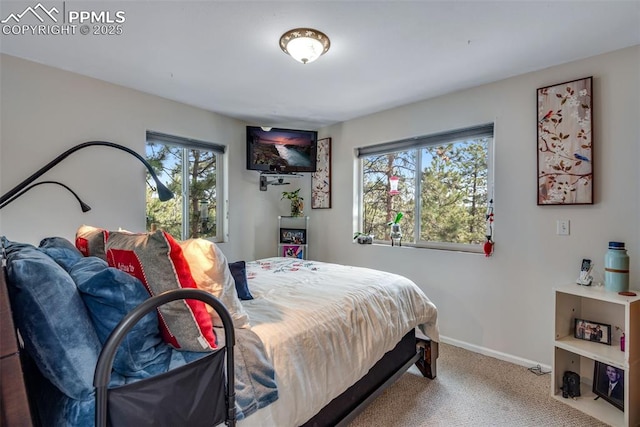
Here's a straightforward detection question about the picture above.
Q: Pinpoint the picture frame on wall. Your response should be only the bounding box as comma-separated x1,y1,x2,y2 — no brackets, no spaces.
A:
537,76,593,205
311,137,331,209
593,361,624,411
574,318,612,345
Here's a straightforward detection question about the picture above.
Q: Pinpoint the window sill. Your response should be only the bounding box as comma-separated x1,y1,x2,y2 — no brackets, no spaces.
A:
354,240,484,254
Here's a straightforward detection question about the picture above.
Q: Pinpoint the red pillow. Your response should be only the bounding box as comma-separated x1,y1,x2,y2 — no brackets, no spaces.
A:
105,230,216,351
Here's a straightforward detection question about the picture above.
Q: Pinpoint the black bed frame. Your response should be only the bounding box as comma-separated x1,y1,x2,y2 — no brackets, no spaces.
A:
1,268,438,427
303,329,438,427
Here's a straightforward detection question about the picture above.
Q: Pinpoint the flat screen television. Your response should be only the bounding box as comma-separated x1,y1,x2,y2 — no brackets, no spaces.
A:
246,126,318,173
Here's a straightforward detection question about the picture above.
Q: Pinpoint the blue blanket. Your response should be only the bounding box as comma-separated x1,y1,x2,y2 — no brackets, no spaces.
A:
227,328,279,420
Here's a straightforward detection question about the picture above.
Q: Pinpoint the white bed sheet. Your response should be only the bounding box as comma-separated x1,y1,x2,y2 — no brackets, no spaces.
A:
237,257,439,427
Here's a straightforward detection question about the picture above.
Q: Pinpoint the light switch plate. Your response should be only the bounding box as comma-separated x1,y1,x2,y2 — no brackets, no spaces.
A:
557,219,570,235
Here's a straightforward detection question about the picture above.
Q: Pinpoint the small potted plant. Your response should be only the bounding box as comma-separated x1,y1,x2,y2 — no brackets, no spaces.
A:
387,212,403,246
353,232,373,244
282,189,304,217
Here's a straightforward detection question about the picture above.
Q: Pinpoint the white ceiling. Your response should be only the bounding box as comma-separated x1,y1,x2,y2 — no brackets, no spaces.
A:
1,1,639,130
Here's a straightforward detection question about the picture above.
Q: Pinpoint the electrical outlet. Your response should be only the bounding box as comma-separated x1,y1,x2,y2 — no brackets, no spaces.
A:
557,219,570,236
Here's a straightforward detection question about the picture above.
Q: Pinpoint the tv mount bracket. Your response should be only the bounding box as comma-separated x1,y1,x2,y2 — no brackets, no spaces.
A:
259,172,303,191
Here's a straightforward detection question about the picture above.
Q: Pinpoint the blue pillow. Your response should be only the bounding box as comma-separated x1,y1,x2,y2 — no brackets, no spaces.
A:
69,257,173,379
39,237,83,270
229,260,253,300
3,237,101,400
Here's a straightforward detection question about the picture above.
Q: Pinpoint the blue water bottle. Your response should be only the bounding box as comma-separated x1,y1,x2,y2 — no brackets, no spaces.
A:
604,241,629,292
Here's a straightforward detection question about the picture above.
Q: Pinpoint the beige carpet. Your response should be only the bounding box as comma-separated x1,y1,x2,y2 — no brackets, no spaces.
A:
349,343,610,427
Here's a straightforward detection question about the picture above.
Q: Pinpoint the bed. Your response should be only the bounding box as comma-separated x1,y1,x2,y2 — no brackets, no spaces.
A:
236,257,439,426
1,236,438,427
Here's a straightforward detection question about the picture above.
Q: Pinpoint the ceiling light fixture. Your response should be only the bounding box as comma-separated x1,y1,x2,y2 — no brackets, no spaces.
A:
279,28,330,64
261,126,272,131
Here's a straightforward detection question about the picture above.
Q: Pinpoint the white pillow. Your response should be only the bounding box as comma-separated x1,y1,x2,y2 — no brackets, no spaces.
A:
180,239,250,329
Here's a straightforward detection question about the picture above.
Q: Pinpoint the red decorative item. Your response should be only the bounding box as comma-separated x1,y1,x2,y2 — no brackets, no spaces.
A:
389,176,400,196
484,198,494,257
484,239,494,257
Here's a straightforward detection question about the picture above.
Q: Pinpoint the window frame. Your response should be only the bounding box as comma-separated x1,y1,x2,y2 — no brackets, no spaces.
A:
356,123,494,253
145,131,226,243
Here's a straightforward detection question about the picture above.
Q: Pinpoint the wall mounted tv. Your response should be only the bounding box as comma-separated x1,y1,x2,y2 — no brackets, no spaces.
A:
246,126,318,173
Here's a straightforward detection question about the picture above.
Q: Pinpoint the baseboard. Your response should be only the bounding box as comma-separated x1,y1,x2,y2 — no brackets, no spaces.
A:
439,335,552,373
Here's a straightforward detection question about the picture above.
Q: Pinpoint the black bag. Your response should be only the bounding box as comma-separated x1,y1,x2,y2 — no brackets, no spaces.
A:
561,371,581,398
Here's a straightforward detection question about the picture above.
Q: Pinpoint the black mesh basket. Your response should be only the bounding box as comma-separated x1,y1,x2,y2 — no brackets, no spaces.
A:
93,289,236,427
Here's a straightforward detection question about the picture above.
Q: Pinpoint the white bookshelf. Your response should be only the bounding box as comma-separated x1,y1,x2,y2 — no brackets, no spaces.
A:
552,284,639,426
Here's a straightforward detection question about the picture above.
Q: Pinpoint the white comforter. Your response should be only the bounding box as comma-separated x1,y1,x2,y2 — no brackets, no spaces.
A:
238,258,439,427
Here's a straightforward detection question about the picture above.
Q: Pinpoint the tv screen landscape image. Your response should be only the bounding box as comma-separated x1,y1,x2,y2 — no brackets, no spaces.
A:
246,126,318,173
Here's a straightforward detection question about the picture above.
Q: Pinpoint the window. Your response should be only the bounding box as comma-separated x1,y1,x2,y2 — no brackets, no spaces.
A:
145,131,225,241
357,124,494,252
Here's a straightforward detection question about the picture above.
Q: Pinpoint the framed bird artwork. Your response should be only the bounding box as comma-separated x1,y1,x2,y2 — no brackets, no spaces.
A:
537,76,593,205
311,137,332,209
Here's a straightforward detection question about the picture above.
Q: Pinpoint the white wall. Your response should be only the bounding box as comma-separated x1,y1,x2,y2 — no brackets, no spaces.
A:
1,46,638,367
312,45,640,366
0,53,291,262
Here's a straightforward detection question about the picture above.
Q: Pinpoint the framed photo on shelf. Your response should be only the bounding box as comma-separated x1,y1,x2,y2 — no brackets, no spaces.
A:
537,76,593,205
282,245,304,259
280,228,306,244
574,318,612,345
593,361,624,411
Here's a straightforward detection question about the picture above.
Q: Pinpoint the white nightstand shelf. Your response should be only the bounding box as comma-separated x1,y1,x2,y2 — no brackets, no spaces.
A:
552,284,639,426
